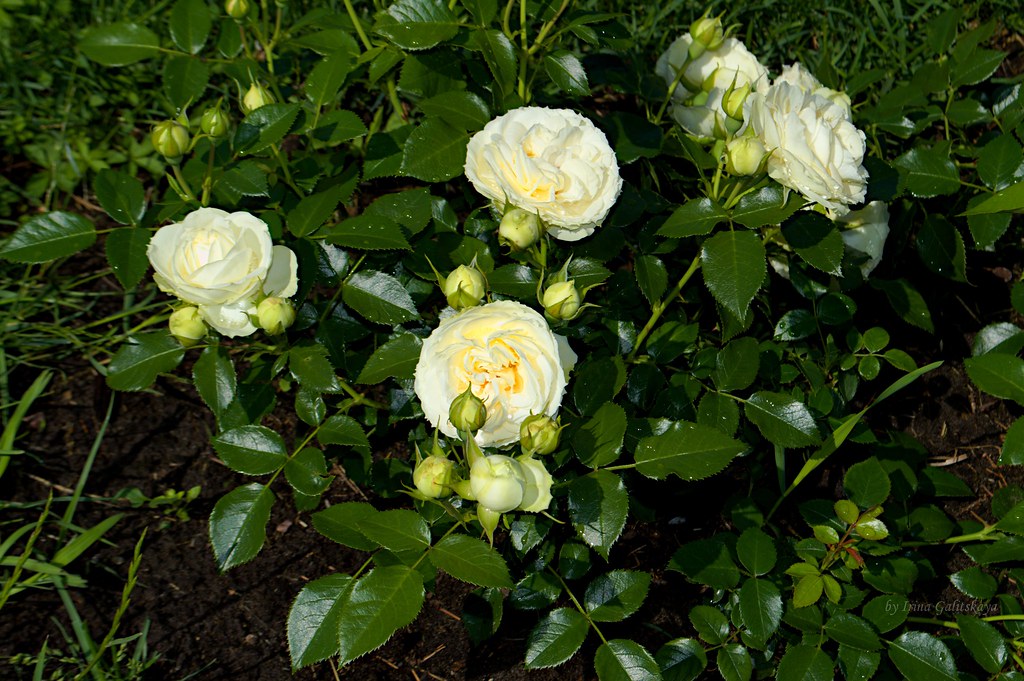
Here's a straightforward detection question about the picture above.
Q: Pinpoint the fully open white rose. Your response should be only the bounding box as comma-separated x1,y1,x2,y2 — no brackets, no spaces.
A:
775,63,853,119
414,300,577,448
148,207,298,337
655,35,769,139
747,81,869,215
839,201,890,277
464,107,621,241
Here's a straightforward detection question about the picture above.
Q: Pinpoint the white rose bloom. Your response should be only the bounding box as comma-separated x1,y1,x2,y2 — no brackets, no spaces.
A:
148,207,298,337
747,81,869,216
464,107,622,242
776,63,853,119
655,35,769,139
414,300,577,448
839,201,890,277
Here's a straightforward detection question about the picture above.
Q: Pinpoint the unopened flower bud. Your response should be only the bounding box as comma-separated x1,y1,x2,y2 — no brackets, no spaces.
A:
151,120,190,161
200,105,230,137
543,280,582,320
449,386,487,433
225,0,250,20
444,265,486,310
498,208,542,250
470,455,525,513
519,414,560,455
242,83,274,114
256,297,295,335
725,136,767,176
690,14,725,52
722,82,751,121
689,90,710,108
413,455,455,498
516,456,553,513
169,306,206,345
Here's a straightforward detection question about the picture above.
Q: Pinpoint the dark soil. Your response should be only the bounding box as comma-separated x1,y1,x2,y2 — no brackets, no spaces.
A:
1,250,1022,681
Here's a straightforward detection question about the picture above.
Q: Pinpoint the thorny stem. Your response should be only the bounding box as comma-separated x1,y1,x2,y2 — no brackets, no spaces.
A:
627,251,701,362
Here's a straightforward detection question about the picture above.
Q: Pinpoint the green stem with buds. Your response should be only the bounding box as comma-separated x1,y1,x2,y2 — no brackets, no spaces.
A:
627,251,702,362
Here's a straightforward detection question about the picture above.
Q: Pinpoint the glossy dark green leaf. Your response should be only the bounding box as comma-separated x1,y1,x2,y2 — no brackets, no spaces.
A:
862,557,918,594
567,470,628,559
657,198,726,238
776,646,832,681
94,169,146,226
744,392,821,448
606,111,663,164
635,255,668,305
213,425,288,475
311,502,379,550
463,586,503,644
287,574,354,669
164,57,210,114
888,631,957,681
696,393,739,436
837,645,880,681
419,91,490,130
957,614,1008,673
338,565,425,664
106,332,185,391
783,212,844,276
584,570,650,622
572,401,627,468
375,0,459,50
216,160,270,201
951,48,1005,87
402,118,469,182
964,180,1024,216
209,483,274,571
871,278,934,332
430,535,512,588
305,52,353,109
510,572,561,610
342,270,419,325
824,612,881,650
668,539,739,590
235,103,301,155
716,644,751,681
544,50,589,96
792,575,823,607
318,414,370,449
524,608,589,669
471,28,517,97
688,605,730,644
656,638,707,681
364,188,433,236
774,309,816,341
844,457,891,507
193,345,236,423
713,337,759,392
489,263,540,299
285,447,332,496
978,135,1024,191
736,528,775,576
1,212,96,263
289,344,342,394
287,185,347,237
861,595,908,633
324,215,412,251
730,185,804,228
80,23,160,65
594,639,661,681
916,215,967,282
894,146,960,198
701,230,766,320
738,578,782,642
105,227,151,290
634,421,746,481
1000,416,1024,465
311,109,368,145
965,354,1024,405
355,509,430,553
356,333,423,384
169,0,211,54
462,0,497,24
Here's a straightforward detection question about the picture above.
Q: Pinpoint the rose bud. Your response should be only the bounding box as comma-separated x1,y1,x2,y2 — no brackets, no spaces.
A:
449,386,487,433
168,306,207,345
444,265,486,310
413,455,456,499
519,414,561,455
200,105,230,138
256,296,296,335
225,0,250,20
725,136,768,176
498,208,543,250
543,280,582,321
470,455,525,513
151,120,190,161
242,83,274,114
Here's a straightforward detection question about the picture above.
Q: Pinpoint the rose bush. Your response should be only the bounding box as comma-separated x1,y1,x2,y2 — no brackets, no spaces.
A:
413,300,576,448
147,208,298,337
464,107,622,241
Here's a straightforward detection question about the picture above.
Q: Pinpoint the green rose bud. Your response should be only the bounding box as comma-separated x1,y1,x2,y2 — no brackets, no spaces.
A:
498,207,543,250
444,265,486,310
725,136,767,176
519,414,561,455
449,386,487,433
722,82,752,122
413,455,455,498
470,454,525,513
168,306,207,345
516,455,553,513
241,83,274,114
151,120,190,161
542,280,582,320
690,13,725,52
256,297,296,335
225,0,250,20
200,105,230,138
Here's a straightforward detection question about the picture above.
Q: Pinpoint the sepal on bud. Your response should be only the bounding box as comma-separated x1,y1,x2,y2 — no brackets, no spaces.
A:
241,83,274,114
449,386,487,433
413,455,456,499
168,306,207,345
444,265,486,310
542,280,582,321
256,297,296,335
200,104,230,138
519,414,561,455
151,120,190,161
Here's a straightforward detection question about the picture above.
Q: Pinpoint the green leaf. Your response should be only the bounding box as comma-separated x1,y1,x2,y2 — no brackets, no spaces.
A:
94,169,145,226
965,354,1024,405
462,0,497,24
79,23,159,66
716,644,751,681
792,575,823,607
193,345,236,421
510,572,562,610
235,103,301,155
216,160,270,201
668,539,739,590
656,638,707,681
364,187,433,236
844,457,891,507
871,279,934,332
489,263,540,299
837,645,880,681
594,639,662,681
584,570,651,622
525,608,589,669
972,322,1024,357
926,8,961,53
310,109,368,145
635,255,668,306
430,535,512,588
978,134,1024,191
776,646,833,681
287,574,355,669
213,425,288,475
657,198,726,238
305,52,353,109
774,309,816,341
324,214,412,251
289,344,341,394
355,509,430,553
567,470,628,559
209,483,274,571
862,595,908,633
342,270,419,325
713,337,759,392
863,557,918,594
356,333,423,384
338,565,425,664
471,29,517,97
634,421,746,481
964,180,1024,215
401,118,469,182
737,578,782,642
419,91,490,130
285,447,332,496
701,230,766,320
1001,416,1024,465
894,146,961,198
951,48,1005,87
544,50,589,96
997,501,1024,535
963,536,1024,564
1,212,96,263
824,612,881,651
318,414,370,449
572,401,627,468
782,213,844,276
463,586,503,645
730,185,804,228
375,0,459,50
957,615,1008,673
105,227,151,290
688,605,729,645
744,392,821,448
606,111,663,164
736,528,776,576
169,0,211,54
288,184,349,238
888,631,957,681
697,393,739,436
106,332,185,391
311,502,380,551
917,215,967,282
